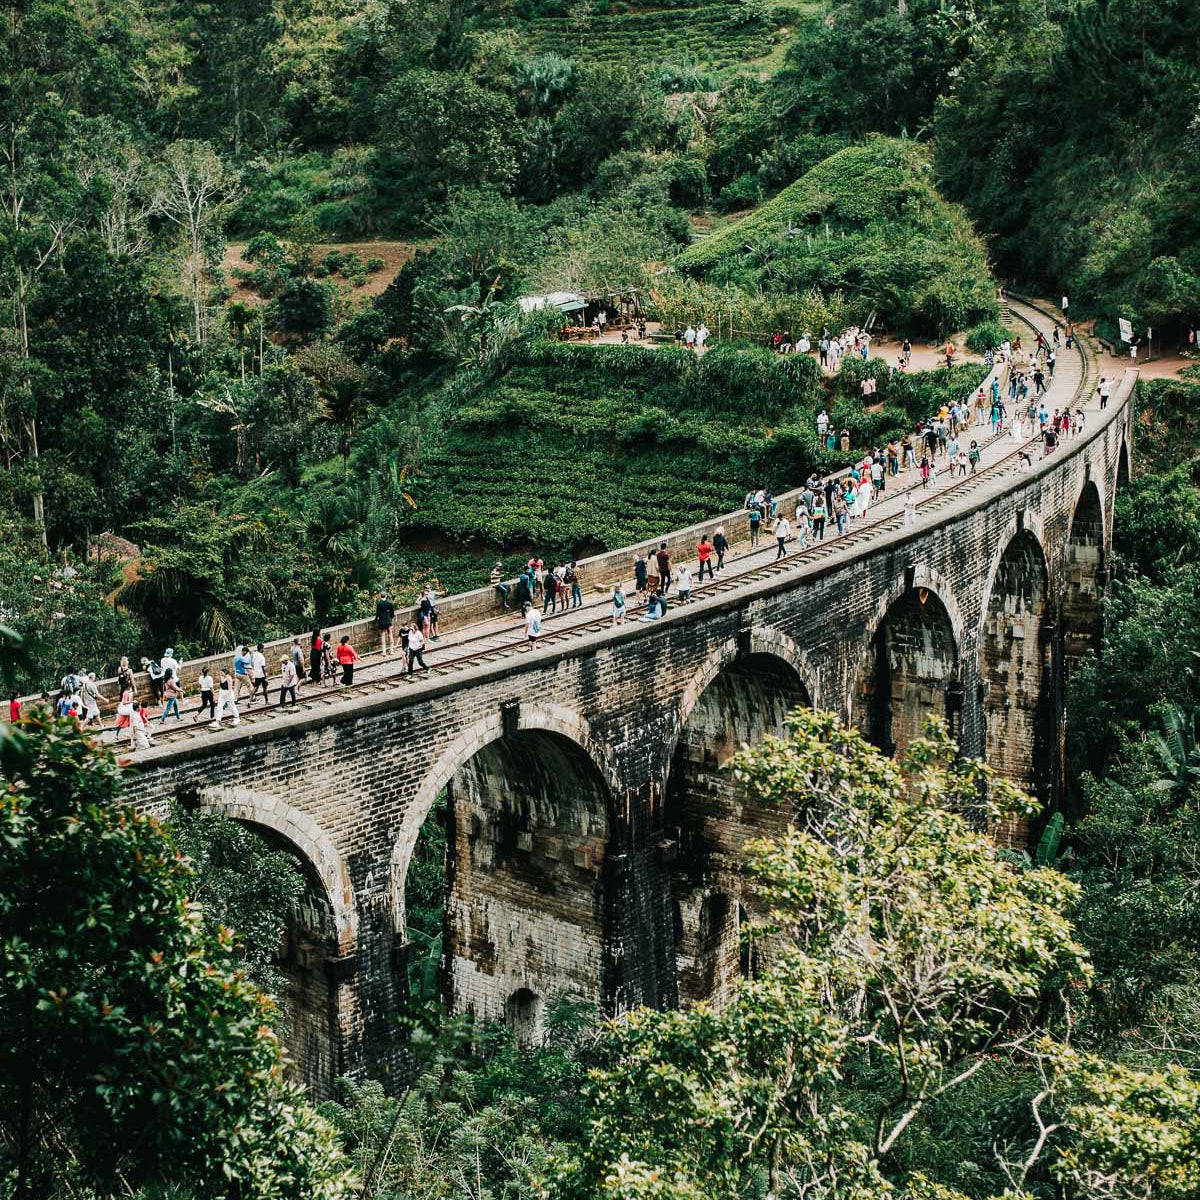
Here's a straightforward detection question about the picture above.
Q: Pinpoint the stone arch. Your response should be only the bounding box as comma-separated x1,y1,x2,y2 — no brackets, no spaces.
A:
977,529,1056,844
671,628,818,768
504,987,543,1046
1116,436,1131,491
390,704,619,936
664,642,810,1009
198,785,357,949
197,786,358,1097
977,511,1050,636
851,569,965,756
390,706,616,1025
1064,479,1106,667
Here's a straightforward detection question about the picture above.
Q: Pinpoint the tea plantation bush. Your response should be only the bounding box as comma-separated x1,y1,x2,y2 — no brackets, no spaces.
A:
400,342,829,552
390,341,987,568
516,2,778,71
678,138,998,335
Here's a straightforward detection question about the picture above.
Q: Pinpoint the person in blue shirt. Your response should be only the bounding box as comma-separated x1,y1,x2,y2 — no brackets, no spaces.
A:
233,645,252,704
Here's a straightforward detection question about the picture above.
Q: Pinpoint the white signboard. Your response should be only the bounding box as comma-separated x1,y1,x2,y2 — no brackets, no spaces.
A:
1118,317,1133,342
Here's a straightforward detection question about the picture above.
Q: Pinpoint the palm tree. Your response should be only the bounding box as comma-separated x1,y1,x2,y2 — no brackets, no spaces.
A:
1149,705,1200,794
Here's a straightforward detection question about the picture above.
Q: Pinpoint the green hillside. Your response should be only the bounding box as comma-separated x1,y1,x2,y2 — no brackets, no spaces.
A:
678,138,998,334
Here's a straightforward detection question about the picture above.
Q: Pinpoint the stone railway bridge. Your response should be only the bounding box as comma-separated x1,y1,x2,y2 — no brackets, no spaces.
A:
121,355,1136,1097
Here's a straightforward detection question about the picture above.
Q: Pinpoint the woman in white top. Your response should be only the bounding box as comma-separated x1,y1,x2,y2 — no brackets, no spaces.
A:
676,564,692,602
211,670,241,729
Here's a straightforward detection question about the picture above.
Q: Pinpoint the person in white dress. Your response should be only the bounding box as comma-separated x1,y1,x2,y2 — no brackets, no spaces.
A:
857,476,872,518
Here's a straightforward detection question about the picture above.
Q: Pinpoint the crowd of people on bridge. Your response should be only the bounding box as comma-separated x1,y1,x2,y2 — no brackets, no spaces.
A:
13,312,1101,743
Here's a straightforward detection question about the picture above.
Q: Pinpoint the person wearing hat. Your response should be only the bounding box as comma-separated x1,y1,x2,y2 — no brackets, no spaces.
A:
160,647,180,682
278,655,298,708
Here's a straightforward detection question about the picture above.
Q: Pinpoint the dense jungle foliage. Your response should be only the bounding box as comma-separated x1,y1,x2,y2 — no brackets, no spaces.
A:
4,0,1200,1194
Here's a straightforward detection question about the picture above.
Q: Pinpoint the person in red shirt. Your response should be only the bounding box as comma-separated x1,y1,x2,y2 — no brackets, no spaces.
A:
697,534,714,582
9,694,19,723
335,635,359,686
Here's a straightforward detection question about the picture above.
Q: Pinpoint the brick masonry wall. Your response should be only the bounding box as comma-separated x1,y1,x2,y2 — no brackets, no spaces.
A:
119,376,1136,1093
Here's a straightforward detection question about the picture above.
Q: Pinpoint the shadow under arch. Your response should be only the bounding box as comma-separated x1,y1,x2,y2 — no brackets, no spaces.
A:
976,526,1056,843
669,628,819,775
390,704,619,937
391,706,617,1026
195,785,358,1097
850,568,965,757
1064,479,1106,667
1116,436,1132,492
663,638,811,1009
197,785,357,948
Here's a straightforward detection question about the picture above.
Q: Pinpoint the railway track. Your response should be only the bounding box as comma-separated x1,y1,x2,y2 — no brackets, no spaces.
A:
122,298,1094,754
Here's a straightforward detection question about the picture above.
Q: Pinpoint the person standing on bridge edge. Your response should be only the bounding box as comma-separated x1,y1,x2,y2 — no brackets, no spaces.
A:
1098,378,1110,409
713,526,728,569
491,562,510,609
633,552,648,595
336,635,358,686
568,561,583,609
419,586,440,641
375,591,396,655
279,657,298,707
697,535,714,582
513,569,532,610
656,542,672,595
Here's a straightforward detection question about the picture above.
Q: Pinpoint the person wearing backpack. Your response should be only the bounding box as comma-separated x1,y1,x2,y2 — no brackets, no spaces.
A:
141,657,165,704
713,527,728,570
748,507,762,548
567,561,583,609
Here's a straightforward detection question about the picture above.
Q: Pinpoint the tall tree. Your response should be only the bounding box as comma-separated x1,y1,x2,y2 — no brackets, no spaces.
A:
0,714,353,1198
153,138,238,344
0,3,111,543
